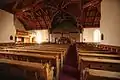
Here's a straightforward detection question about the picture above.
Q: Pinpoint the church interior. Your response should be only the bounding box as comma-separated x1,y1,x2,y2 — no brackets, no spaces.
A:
0,0,120,80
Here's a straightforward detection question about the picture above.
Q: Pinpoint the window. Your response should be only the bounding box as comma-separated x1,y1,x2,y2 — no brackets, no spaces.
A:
93,29,101,42
10,35,13,40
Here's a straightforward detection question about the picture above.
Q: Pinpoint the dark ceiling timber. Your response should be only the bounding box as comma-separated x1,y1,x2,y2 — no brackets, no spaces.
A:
0,0,102,30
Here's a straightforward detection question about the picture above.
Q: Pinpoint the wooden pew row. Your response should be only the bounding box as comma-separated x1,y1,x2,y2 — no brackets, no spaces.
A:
17,46,67,62
8,43,68,55
0,46,68,79
76,43,108,52
78,49,120,79
0,43,15,46
14,46,66,56
0,51,60,80
77,42,120,53
79,56,120,71
85,43,119,52
0,43,37,47
77,43,120,79
0,58,53,80
22,46,67,50
78,42,120,53
16,43,68,49
82,68,120,80
0,43,69,50
17,46,67,53
38,44,69,48
7,44,68,59
97,44,120,53
79,52,120,60
79,56,120,79
79,50,118,54
15,43,69,48
1,48,65,68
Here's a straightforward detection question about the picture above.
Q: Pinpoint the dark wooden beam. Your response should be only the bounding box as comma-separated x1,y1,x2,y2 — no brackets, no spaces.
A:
33,10,43,29
39,9,48,29
61,1,71,8
92,8,98,26
83,0,102,9
12,0,22,12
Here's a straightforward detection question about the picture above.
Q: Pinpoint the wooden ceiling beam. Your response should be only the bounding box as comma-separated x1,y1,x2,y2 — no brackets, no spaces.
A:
83,0,102,9
35,6,51,28
12,0,22,12
34,14,41,26
14,0,43,13
39,9,48,29
14,0,101,29
92,8,97,26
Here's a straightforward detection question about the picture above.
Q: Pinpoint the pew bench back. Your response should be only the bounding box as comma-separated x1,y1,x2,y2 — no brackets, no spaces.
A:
0,58,53,80
82,68,120,80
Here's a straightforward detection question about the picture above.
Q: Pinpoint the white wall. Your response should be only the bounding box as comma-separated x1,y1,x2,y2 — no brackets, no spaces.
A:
100,0,120,46
83,28,100,42
0,10,16,43
29,30,49,43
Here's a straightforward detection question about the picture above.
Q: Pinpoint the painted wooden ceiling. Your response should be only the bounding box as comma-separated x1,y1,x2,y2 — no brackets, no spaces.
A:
0,0,102,30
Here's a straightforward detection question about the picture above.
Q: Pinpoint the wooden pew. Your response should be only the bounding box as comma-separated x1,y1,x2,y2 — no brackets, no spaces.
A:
15,44,69,49
82,68,120,80
79,56,120,79
79,52,120,60
18,45,67,50
77,42,120,53
0,51,59,80
26,48,66,52
79,42,120,53
1,48,65,68
16,45,67,54
0,44,68,80
0,58,53,80
77,43,103,51
0,43,69,51
79,50,117,54
37,44,69,48
79,56,120,77
19,46,67,55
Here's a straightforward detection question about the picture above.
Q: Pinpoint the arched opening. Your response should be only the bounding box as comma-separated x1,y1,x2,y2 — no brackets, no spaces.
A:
93,29,101,42
50,11,79,44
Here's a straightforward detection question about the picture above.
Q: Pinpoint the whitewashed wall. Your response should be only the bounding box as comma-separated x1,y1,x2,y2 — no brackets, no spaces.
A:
0,10,16,43
29,30,49,43
100,0,120,46
40,30,49,42
83,28,100,42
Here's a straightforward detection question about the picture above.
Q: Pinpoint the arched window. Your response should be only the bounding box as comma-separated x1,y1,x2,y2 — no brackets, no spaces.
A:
93,29,101,42
101,33,104,40
10,35,13,40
